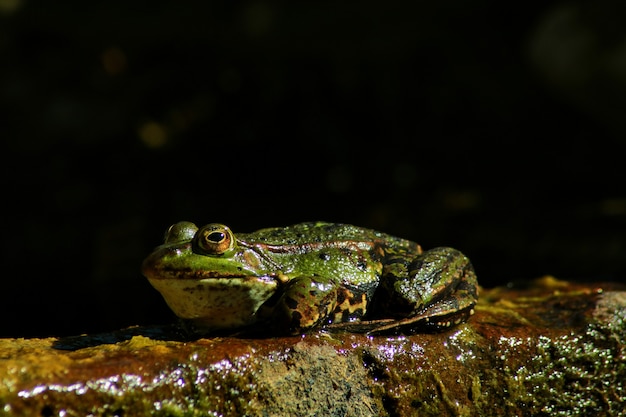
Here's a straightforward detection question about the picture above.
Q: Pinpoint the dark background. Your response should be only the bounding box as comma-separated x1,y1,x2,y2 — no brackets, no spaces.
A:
2,1,625,338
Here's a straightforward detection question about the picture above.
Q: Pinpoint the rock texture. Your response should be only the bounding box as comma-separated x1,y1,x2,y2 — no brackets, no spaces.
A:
1,277,625,416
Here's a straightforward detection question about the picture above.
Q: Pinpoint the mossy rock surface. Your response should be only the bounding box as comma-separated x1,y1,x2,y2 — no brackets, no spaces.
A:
1,277,625,416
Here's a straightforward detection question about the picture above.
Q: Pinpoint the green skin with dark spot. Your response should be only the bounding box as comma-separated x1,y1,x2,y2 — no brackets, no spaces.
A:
142,221,479,335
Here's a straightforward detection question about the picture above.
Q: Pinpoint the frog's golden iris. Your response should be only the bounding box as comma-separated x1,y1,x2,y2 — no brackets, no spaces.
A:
142,221,479,335
195,224,235,255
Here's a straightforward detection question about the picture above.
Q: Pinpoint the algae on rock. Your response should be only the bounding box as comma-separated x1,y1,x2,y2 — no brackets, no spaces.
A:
1,278,625,416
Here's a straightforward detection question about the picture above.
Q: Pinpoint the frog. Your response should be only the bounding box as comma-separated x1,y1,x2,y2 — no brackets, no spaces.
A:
141,221,479,335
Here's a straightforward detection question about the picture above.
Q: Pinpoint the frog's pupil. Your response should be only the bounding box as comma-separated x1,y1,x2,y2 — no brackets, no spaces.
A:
208,231,225,242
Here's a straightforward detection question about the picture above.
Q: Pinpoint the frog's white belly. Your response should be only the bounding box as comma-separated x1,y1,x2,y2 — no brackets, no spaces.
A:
148,277,278,329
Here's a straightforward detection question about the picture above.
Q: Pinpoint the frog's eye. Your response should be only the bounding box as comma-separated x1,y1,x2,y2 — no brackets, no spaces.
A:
195,223,235,255
165,221,198,243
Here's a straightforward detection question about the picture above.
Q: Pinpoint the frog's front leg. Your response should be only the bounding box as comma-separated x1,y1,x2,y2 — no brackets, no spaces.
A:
370,247,478,334
256,276,338,335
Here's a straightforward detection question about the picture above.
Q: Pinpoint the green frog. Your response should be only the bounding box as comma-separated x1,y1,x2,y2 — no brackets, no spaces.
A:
142,221,478,335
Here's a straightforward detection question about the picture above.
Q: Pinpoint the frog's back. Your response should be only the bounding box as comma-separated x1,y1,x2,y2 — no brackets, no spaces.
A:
242,222,420,255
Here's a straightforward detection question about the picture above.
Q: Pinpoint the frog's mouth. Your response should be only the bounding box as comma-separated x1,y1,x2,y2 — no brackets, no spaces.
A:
146,275,279,330
141,243,280,329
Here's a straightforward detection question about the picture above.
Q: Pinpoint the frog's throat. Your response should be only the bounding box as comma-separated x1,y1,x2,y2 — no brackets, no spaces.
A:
147,276,278,329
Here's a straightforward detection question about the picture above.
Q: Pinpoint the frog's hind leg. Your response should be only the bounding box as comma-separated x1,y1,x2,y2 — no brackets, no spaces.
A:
369,247,478,335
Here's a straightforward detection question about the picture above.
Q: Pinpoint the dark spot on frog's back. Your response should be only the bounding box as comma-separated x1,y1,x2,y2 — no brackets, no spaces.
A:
319,252,331,261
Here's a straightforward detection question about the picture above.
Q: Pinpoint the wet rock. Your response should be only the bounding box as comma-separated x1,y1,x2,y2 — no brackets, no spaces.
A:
1,277,625,416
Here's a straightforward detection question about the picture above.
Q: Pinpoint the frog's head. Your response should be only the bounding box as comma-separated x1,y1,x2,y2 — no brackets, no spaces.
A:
142,221,278,330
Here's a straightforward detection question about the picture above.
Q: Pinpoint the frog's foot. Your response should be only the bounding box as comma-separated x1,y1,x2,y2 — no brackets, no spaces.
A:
257,276,337,335
366,302,476,335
